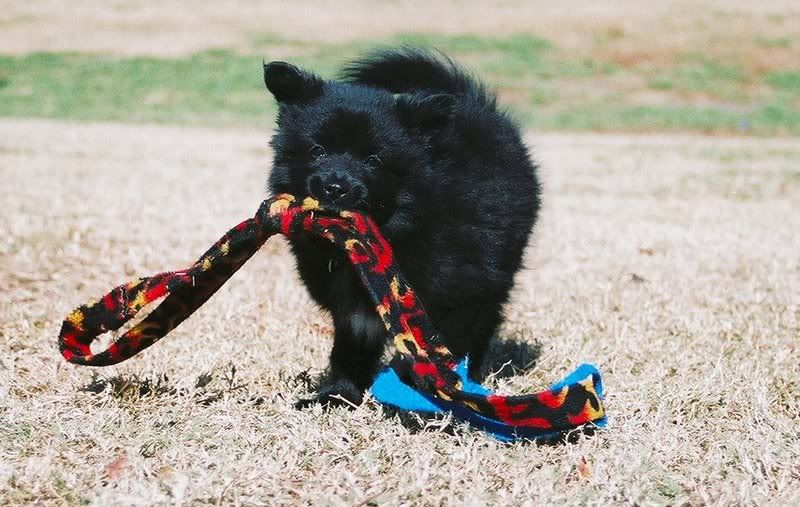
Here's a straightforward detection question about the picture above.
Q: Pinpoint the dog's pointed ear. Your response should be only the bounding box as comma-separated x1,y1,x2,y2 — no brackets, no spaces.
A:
395,93,455,130
263,61,323,103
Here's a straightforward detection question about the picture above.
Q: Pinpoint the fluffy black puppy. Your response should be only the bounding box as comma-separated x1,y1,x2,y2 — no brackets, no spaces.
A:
264,48,541,407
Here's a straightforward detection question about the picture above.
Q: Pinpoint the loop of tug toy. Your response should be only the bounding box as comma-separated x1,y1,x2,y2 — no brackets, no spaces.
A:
59,194,606,439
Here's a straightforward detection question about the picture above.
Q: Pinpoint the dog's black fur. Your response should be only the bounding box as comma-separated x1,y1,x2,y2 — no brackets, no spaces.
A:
264,48,541,407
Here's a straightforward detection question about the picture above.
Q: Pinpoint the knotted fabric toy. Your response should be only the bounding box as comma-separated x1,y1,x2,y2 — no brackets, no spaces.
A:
59,194,605,440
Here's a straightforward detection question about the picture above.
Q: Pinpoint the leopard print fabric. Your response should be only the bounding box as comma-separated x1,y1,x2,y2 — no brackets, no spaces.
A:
59,194,605,432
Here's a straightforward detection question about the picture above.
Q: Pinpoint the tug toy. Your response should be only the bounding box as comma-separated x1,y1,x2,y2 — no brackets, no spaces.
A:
59,194,605,441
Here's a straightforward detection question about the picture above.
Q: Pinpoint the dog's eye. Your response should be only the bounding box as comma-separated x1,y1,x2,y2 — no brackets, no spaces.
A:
309,144,326,157
365,155,383,169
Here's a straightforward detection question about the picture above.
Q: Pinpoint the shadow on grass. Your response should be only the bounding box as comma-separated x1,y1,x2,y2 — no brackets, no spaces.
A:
81,363,268,406
480,337,542,381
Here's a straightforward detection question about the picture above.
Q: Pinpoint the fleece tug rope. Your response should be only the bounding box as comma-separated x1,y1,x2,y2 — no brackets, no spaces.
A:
59,194,605,436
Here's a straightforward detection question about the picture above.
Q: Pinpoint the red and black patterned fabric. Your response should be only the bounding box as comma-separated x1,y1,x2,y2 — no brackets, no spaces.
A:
59,194,605,432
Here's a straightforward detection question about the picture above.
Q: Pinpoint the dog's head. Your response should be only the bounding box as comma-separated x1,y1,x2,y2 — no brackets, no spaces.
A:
264,61,453,225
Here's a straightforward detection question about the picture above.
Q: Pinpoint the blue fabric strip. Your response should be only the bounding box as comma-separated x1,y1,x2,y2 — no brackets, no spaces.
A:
370,358,606,442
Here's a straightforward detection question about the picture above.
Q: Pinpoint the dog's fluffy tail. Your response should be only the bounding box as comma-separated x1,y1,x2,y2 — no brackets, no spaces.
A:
340,47,489,101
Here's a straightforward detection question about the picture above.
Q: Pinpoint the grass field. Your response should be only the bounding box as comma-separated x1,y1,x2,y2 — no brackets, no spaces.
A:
2,32,800,134
1,1,799,505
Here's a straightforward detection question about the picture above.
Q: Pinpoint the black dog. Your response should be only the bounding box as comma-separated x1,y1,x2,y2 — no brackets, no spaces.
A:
264,48,541,407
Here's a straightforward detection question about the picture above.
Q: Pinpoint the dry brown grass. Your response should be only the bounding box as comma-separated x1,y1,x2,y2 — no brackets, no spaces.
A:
1,118,799,504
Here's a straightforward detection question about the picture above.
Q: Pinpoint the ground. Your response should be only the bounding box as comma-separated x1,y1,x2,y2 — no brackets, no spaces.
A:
1,1,799,505
2,119,798,505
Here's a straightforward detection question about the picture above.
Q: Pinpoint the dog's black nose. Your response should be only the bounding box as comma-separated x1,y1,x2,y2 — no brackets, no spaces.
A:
324,182,346,201
307,171,365,207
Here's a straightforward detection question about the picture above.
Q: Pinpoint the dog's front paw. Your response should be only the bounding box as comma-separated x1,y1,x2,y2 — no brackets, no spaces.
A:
294,378,364,410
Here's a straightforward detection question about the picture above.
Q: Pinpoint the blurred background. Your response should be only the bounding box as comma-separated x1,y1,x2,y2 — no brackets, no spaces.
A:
2,0,798,135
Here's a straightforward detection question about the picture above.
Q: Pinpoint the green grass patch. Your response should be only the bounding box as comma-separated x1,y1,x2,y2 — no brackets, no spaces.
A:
0,50,274,128
765,71,800,92
754,36,792,48
648,77,674,91
646,54,749,101
394,32,552,54
540,101,800,135
0,33,798,135
682,60,745,88
543,103,744,133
